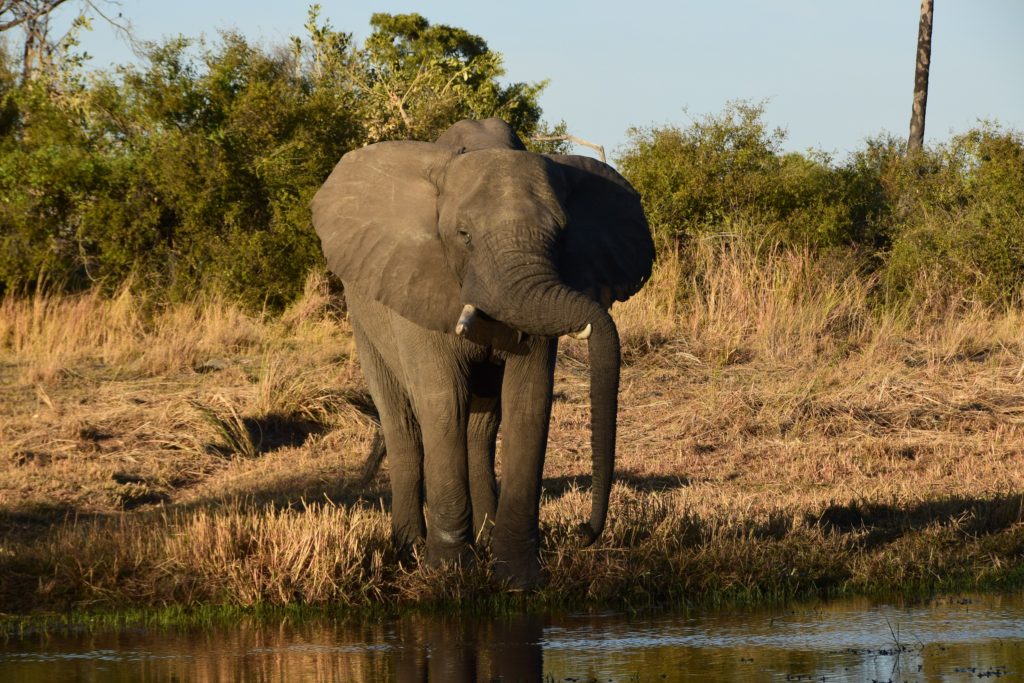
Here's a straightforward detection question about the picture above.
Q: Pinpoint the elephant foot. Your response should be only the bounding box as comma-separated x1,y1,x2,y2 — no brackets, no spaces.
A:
492,555,548,592
392,537,423,566
425,528,475,568
491,533,545,591
391,532,423,565
392,519,426,547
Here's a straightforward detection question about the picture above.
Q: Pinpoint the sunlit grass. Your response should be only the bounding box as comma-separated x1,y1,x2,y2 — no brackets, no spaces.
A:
2,244,1023,615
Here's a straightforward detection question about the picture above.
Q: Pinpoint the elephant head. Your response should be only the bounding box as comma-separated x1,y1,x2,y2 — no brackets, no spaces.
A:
434,117,528,153
311,119,653,544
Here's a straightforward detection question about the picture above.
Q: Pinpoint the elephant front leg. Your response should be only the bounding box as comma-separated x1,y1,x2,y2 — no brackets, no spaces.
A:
420,405,474,566
400,344,475,566
492,337,557,590
350,319,426,549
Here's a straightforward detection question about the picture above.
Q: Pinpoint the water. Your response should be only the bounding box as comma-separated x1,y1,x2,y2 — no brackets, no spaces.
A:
3,593,1023,681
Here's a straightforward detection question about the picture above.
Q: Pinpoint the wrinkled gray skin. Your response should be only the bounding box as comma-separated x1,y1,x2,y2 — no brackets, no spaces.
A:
312,118,653,589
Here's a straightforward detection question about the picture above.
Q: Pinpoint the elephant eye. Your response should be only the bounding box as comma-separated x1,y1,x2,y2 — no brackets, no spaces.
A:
457,228,472,246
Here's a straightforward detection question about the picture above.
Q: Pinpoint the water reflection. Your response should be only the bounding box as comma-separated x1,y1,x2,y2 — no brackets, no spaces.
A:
2,593,1022,682
391,613,542,682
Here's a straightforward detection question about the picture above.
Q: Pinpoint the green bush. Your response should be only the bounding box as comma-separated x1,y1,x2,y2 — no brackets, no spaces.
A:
617,101,865,250
4,10,1024,308
883,124,1024,304
618,103,1024,305
0,8,552,307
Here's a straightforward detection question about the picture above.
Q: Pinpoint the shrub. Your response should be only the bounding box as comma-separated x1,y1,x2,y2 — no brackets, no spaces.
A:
883,124,1024,305
618,103,1024,305
617,101,862,250
4,15,1024,308
0,8,551,308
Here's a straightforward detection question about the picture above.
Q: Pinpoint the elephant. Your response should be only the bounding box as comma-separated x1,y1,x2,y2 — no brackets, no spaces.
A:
311,118,653,589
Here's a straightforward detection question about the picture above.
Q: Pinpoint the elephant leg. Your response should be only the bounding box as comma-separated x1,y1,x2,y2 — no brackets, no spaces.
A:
491,337,558,589
468,359,503,544
351,321,426,548
397,333,474,566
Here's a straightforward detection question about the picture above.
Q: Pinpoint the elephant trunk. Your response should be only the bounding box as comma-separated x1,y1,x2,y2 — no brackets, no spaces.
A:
462,254,619,545
576,308,619,544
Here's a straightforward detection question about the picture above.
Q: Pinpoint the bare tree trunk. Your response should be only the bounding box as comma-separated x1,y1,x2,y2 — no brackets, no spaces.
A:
2,1,135,82
21,11,51,81
908,0,934,154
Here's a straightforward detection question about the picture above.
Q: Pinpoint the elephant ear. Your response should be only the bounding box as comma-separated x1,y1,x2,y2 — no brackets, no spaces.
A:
311,141,462,333
435,117,527,153
547,154,655,303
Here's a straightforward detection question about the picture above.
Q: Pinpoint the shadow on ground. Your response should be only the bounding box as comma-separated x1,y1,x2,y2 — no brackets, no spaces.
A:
541,471,692,496
809,495,1024,549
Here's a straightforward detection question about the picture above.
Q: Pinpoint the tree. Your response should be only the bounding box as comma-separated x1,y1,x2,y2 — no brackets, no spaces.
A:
0,0,131,82
908,0,934,154
351,13,546,142
0,7,554,305
1,0,68,80
0,0,68,32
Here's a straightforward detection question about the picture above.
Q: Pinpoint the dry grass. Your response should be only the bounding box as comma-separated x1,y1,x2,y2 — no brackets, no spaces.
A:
2,249,1023,614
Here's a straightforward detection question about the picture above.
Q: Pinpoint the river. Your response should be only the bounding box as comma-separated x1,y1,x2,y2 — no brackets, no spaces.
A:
3,592,1022,681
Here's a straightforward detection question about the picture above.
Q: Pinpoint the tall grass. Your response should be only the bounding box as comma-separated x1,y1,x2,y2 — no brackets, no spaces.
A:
12,484,1023,612
614,236,1024,368
0,283,266,382
27,503,393,609
2,242,1024,614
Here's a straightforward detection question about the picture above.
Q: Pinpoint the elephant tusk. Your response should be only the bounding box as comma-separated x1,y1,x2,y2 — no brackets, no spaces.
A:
455,304,478,336
572,323,592,340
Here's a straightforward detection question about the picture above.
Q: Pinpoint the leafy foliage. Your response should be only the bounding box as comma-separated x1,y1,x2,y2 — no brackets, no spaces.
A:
354,12,545,143
3,9,1024,309
0,7,550,306
618,102,1024,305
619,102,873,250
883,124,1024,304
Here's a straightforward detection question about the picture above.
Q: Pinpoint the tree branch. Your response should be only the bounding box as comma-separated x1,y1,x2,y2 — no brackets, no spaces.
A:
0,0,71,33
82,0,143,56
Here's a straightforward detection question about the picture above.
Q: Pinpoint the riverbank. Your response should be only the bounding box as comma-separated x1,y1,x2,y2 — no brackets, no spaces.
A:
2,242,1023,617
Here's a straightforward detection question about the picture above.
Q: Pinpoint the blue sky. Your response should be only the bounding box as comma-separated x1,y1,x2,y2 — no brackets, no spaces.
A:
58,1,1024,160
